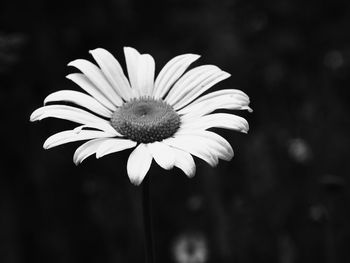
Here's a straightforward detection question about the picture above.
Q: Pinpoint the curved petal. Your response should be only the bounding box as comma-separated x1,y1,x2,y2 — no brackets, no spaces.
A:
188,89,250,105
175,130,234,161
89,48,132,101
127,143,153,185
180,113,249,134
172,70,231,110
30,105,109,126
30,105,110,126
96,138,137,158
165,65,217,103
66,73,116,111
43,129,115,149
124,47,155,97
147,141,175,170
165,65,230,109
153,54,200,99
73,138,108,165
171,147,196,177
68,59,123,106
179,90,252,120
163,136,218,167
44,90,112,118
123,47,139,95
73,123,120,135
137,54,155,96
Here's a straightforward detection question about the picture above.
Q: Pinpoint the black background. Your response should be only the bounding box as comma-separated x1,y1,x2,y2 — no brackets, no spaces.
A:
1,0,350,262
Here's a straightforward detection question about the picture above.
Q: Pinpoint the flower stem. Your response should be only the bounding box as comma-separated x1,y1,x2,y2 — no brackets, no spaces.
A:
142,176,155,263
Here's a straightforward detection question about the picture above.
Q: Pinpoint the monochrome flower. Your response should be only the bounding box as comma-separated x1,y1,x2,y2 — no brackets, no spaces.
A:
30,47,251,185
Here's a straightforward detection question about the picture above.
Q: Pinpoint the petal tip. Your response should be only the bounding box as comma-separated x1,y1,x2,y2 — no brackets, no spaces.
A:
43,143,49,150
65,74,73,79
186,168,196,178
67,59,85,67
124,46,140,56
30,110,41,122
88,48,97,53
73,154,83,165
123,46,134,52
89,48,106,55
226,152,234,161
223,71,231,78
67,60,75,67
29,114,36,122
129,177,143,186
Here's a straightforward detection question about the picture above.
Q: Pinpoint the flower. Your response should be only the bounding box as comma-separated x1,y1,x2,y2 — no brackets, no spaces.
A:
30,47,251,185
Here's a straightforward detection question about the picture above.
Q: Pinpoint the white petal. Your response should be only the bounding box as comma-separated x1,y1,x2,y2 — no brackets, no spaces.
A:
66,73,117,111
68,59,123,106
123,47,140,95
89,48,132,101
163,136,218,167
43,129,114,149
137,54,155,96
44,90,112,118
165,65,230,109
124,47,155,97
179,90,252,120
189,89,250,105
147,141,175,170
165,65,217,103
171,147,196,177
153,54,200,99
30,105,111,126
73,123,120,135
173,71,231,110
96,138,137,158
180,113,249,134
127,144,153,185
175,130,234,161
73,138,107,165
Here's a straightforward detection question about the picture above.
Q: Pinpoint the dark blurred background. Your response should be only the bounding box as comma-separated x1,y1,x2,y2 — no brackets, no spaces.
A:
1,0,350,262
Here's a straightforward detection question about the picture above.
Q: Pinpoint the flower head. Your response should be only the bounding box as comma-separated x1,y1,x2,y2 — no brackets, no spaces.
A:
30,47,251,185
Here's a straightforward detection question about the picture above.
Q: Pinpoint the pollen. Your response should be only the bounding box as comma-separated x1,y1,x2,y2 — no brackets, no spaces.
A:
110,97,181,143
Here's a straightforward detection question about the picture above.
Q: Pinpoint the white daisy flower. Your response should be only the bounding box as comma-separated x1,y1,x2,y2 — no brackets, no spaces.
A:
30,47,252,185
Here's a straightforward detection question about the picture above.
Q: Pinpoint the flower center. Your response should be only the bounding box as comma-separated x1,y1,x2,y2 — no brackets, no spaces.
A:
110,98,181,143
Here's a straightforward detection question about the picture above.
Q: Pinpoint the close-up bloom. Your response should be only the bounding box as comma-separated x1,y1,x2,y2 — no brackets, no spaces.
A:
30,47,251,185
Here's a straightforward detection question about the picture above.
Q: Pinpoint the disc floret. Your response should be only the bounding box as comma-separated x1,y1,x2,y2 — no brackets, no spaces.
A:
111,97,181,143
